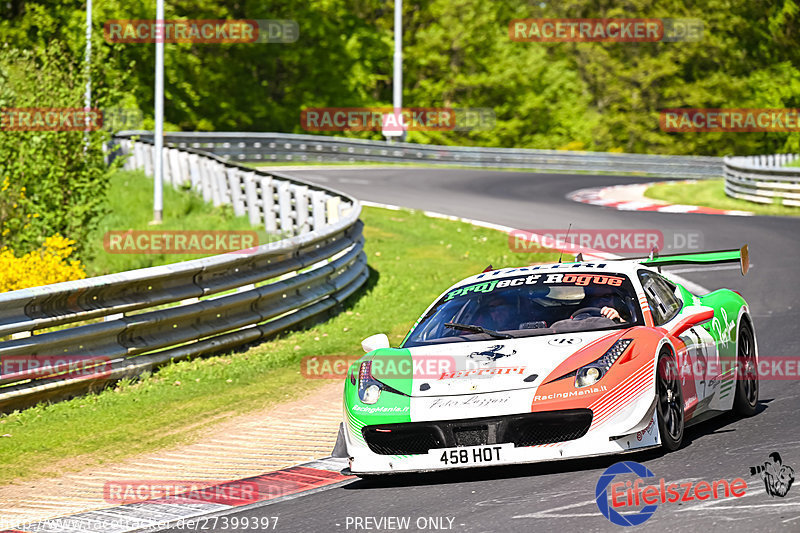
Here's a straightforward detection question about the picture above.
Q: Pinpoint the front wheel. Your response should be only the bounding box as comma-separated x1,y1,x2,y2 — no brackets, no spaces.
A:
656,352,684,451
733,323,758,417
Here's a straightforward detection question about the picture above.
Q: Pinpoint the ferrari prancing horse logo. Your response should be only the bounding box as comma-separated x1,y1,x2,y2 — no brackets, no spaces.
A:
469,345,516,361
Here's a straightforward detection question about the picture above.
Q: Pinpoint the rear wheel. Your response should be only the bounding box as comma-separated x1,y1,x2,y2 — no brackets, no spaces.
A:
656,352,684,451
733,323,758,416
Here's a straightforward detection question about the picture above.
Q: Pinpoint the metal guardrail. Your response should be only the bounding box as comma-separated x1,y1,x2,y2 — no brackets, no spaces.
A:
724,154,800,207
0,135,368,412
120,131,723,179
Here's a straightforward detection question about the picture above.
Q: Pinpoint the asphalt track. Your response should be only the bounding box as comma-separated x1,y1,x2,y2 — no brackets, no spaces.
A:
162,169,800,532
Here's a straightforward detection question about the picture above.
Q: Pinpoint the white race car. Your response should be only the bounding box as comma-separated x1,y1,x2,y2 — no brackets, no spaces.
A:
335,249,758,475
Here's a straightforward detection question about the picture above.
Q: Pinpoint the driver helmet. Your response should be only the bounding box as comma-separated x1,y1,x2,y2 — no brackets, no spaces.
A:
482,293,516,329
584,284,617,307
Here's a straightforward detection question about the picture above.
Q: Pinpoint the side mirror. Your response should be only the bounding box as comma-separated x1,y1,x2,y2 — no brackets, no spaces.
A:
361,333,390,353
669,306,714,337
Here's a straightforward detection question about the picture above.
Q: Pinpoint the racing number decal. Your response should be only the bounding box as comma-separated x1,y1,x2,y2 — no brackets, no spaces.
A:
440,446,502,465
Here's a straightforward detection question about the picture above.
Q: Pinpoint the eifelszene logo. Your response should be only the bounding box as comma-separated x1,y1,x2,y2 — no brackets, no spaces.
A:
750,452,795,498
596,462,658,526
596,461,748,526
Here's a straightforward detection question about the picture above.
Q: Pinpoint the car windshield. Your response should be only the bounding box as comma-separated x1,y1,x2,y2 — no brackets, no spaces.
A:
403,271,643,347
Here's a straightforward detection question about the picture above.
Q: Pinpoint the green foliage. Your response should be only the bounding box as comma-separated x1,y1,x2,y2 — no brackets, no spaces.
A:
403,0,597,149
1,0,799,158
546,0,800,155
0,43,126,256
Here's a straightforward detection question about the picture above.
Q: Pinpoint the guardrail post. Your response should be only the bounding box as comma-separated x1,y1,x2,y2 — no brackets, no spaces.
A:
177,151,190,187
217,161,231,205
244,172,261,226
227,168,246,217
144,143,153,177
171,148,183,186
277,181,293,234
188,154,201,190
209,161,224,206
295,185,310,234
311,190,326,230
198,158,213,202
260,176,277,232
129,141,140,171
327,196,341,224
119,140,130,170
163,147,174,187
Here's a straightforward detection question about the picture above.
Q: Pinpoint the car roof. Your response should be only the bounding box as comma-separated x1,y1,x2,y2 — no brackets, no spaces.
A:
448,260,655,291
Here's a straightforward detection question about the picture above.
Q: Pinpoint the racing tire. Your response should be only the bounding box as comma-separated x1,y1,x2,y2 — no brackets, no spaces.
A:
733,323,759,417
656,351,684,452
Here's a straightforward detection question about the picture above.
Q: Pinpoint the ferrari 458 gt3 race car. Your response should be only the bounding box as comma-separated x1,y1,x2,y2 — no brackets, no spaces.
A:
336,248,758,475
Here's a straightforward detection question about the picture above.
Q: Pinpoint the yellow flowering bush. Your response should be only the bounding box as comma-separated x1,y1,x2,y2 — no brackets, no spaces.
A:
0,235,86,293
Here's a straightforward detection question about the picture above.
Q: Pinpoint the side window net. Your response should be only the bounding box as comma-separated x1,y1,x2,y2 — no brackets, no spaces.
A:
639,271,682,325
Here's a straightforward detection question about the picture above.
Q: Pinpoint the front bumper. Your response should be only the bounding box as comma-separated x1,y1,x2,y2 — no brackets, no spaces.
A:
345,389,658,474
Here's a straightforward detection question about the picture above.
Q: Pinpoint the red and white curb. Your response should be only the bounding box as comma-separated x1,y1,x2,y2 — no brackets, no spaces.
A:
567,181,754,216
2,458,351,533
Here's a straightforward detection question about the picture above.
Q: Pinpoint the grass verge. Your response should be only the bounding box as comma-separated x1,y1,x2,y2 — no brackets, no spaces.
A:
644,179,800,217
84,170,270,276
0,205,561,484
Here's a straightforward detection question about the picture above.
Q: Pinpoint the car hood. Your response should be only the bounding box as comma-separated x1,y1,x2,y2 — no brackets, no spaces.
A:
368,330,624,397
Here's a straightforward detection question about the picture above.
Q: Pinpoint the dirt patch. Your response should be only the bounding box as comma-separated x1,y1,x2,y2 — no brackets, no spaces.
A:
0,380,343,527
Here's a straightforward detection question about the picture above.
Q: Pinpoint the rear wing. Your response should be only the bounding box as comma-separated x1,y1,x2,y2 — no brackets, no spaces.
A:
612,245,750,275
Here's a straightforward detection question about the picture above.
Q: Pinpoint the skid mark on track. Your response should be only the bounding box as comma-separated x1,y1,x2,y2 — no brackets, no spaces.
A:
512,499,601,520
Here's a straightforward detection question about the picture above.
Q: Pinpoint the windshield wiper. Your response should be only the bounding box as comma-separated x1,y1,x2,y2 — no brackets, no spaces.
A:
444,322,513,339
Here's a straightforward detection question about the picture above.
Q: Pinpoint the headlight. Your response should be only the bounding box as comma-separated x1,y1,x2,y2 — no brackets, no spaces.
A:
362,384,382,404
357,360,408,403
576,367,601,387
575,339,632,388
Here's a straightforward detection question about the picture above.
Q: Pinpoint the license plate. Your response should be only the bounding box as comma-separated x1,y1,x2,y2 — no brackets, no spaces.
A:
432,444,513,466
